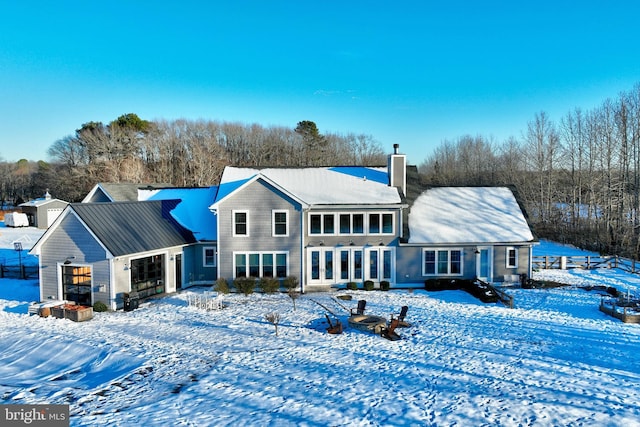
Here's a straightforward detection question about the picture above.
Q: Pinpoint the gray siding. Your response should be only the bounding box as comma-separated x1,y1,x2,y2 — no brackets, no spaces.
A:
217,180,302,282
492,244,531,280
396,244,533,286
40,213,109,302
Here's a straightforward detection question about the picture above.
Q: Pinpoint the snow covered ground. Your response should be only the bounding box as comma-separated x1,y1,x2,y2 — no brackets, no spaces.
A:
1,224,640,426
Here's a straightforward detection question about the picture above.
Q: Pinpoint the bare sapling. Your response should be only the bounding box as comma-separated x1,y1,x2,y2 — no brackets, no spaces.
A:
265,312,281,336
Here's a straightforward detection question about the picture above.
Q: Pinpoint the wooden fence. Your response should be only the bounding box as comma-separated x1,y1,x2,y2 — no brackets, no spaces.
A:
533,254,640,275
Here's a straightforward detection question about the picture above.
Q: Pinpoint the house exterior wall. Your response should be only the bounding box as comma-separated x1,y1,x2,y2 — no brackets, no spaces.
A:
38,213,110,303
182,243,218,287
38,212,188,310
492,244,533,281
216,179,302,284
395,244,533,286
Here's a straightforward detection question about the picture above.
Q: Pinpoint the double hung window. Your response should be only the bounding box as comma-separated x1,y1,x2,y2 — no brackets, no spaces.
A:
233,211,249,236
423,249,462,276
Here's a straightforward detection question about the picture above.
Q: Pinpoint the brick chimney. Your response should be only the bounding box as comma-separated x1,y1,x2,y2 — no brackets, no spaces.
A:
388,144,406,196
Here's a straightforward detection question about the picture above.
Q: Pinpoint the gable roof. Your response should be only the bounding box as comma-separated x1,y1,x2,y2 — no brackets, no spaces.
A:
145,187,218,241
19,197,68,208
68,200,195,256
408,186,535,244
82,183,173,203
216,166,401,207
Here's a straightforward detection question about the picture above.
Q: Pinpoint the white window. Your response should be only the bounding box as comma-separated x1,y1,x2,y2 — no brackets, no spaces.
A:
423,249,463,276
203,247,216,267
272,210,288,236
233,210,249,236
506,247,518,268
311,212,394,235
309,213,336,235
234,252,288,278
368,213,394,234
338,213,364,234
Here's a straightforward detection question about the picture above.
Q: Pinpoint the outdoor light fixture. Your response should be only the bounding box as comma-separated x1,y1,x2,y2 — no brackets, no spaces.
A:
474,248,480,255
63,256,76,265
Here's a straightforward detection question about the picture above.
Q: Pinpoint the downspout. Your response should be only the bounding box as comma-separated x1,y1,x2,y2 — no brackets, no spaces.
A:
300,208,306,294
528,244,533,280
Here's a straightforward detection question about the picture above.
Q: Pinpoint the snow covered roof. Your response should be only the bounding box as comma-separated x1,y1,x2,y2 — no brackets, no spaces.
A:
145,187,218,241
19,197,67,208
408,187,535,244
216,166,400,207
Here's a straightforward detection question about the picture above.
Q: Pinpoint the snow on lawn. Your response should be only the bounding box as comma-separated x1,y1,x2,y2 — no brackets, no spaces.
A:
1,229,640,425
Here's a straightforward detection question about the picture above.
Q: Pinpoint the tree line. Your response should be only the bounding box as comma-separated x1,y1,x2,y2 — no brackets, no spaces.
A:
420,83,640,258
4,83,640,259
0,116,386,205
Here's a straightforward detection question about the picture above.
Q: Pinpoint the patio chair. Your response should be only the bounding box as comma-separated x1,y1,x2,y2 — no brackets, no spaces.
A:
380,317,401,341
350,299,366,315
325,313,343,334
394,305,411,328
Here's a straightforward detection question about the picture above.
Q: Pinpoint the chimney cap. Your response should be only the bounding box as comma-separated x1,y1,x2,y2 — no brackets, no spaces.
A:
393,143,399,154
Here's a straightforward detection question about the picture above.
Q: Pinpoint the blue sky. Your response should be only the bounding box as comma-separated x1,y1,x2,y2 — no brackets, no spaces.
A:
2,1,639,166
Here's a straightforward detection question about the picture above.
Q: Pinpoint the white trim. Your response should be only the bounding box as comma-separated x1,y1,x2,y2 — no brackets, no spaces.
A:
308,211,396,236
232,210,250,237
506,246,518,269
233,251,289,278
272,209,289,237
422,248,464,276
58,262,94,305
203,246,217,267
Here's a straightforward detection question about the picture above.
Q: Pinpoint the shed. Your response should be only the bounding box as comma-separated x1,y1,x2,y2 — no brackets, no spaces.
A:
19,192,69,229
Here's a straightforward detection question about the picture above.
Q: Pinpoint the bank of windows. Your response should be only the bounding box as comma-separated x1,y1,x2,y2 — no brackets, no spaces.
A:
234,252,288,278
310,212,394,235
423,249,462,276
506,247,518,268
131,255,165,297
203,247,216,267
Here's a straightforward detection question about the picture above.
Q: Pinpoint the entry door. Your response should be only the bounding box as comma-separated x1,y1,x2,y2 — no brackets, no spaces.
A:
336,248,364,283
175,254,182,290
476,247,492,282
365,248,394,283
308,248,335,285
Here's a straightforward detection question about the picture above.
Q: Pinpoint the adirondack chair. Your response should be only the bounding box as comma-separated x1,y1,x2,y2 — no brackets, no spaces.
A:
350,299,366,315
380,317,401,341
394,305,411,327
325,314,343,334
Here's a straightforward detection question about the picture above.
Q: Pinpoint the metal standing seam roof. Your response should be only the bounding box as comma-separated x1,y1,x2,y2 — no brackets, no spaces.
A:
71,200,195,257
91,183,174,202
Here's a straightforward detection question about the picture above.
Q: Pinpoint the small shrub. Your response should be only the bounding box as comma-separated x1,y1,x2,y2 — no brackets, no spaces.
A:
93,301,108,312
380,280,390,291
214,277,230,294
346,282,358,290
363,280,374,291
259,277,280,294
265,311,281,336
233,277,256,296
283,275,299,291
288,288,301,310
